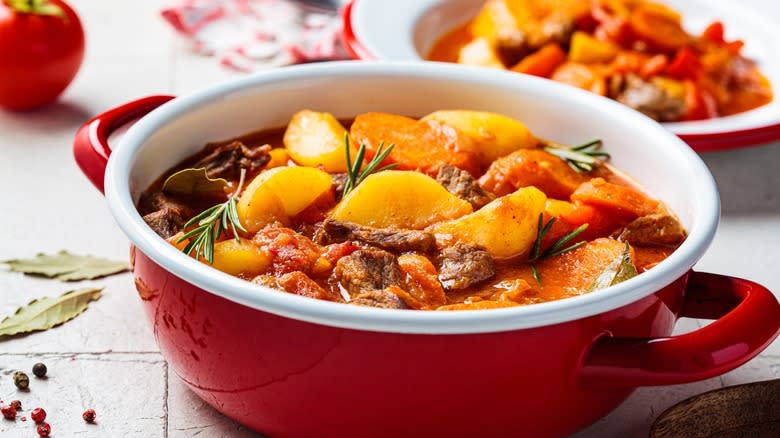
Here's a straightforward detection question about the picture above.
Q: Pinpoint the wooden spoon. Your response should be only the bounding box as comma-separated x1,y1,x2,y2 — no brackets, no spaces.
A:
651,379,780,438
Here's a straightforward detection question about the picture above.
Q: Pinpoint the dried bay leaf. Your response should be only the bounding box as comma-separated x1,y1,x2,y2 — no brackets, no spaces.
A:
2,251,128,281
587,242,638,292
0,288,103,337
162,167,228,197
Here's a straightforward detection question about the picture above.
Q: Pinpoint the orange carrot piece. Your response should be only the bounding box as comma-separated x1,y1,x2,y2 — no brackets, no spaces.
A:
629,5,689,53
350,112,481,177
571,178,659,219
511,43,567,78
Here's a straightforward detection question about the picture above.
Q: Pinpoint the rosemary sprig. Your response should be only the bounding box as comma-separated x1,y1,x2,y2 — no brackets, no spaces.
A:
529,213,589,285
544,139,610,173
343,134,399,197
177,169,248,264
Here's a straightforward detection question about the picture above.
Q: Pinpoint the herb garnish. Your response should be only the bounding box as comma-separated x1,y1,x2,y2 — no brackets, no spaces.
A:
529,213,589,285
343,134,399,197
177,169,248,264
544,139,610,173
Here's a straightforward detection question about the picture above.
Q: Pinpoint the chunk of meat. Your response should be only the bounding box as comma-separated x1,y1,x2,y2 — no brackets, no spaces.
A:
314,219,436,253
616,213,686,247
331,173,349,201
437,243,496,291
350,288,407,309
143,208,186,239
193,141,272,180
332,248,403,296
278,271,342,302
139,192,194,239
616,74,687,122
254,225,323,275
479,149,587,199
436,164,495,209
398,254,446,308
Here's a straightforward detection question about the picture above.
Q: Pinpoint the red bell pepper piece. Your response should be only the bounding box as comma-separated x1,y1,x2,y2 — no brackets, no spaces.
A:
666,47,702,80
701,21,725,44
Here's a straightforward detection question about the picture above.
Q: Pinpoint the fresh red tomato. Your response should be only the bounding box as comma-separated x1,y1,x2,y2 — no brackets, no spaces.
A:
0,0,85,110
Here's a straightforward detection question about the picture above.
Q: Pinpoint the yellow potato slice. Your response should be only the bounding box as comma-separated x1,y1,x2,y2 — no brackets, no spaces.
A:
237,166,332,232
421,110,536,166
210,240,272,277
283,110,356,172
431,187,546,259
457,38,505,69
568,31,618,64
330,170,472,229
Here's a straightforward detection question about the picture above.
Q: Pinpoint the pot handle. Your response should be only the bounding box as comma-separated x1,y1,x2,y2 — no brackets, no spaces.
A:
73,95,175,193
580,271,780,387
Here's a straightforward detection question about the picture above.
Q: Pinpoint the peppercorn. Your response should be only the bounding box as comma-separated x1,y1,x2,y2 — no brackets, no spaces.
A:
1,404,16,420
30,407,46,423
32,363,47,378
37,422,51,436
82,408,96,423
13,371,29,390
9,400,21,410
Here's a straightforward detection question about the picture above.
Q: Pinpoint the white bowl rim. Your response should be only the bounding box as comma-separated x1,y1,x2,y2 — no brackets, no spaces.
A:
104,61,720,335
345,0,780,146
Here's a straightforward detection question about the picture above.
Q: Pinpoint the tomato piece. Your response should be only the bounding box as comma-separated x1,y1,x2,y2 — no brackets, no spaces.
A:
665,47,703,80
0,1,85,110
629,5,689,53
278,271,341,302
639,54,669,79
398,254,446,309
682,80,718,121
701,21,725,44
511,43,567,78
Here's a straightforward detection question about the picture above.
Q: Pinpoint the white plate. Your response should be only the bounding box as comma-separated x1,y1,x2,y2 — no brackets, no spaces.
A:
343,0,780,150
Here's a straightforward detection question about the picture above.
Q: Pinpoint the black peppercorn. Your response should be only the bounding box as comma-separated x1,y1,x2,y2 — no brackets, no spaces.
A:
32,363,47,378
13,371,29,390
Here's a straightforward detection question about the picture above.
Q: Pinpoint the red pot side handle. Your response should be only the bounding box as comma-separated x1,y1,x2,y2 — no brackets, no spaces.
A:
580,272,780,387
73,95,176,193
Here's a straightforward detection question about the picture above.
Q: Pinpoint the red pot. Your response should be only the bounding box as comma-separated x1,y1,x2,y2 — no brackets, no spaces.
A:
73,63,779,438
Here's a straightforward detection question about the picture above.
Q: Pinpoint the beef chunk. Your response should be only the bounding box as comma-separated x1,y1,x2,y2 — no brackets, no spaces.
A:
332,248,403,295
139,192,194,239
437,243,496,291
436,164,494,209
331,173,349,201
193,141,272,180
314,219,436,253
350,288,407,309
616,213,687,247
615,74,686,122
143,208,186,239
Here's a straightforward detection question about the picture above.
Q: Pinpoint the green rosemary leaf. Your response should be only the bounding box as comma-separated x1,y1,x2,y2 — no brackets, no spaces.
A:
547,223,589,256
531,264,541,286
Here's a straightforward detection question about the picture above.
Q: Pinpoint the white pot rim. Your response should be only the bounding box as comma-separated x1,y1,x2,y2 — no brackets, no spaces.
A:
104,61,720,335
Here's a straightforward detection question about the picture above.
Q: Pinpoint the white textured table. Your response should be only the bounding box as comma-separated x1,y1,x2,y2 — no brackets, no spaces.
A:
0,1,778,436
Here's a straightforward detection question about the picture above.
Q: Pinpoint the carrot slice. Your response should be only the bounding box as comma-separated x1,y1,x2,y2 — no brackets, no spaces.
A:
571,178,659,219
350,112,481,177
511,43,567,78
629,5,689,53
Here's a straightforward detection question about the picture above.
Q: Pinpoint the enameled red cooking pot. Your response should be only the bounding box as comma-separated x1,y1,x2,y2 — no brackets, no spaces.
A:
73,62,780,438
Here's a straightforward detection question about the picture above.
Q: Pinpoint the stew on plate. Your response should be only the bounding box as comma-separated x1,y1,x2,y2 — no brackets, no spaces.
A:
428,0,772,121
138,109,686,310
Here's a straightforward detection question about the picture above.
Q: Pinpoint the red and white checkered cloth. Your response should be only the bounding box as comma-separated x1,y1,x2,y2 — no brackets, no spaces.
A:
161,0,351,72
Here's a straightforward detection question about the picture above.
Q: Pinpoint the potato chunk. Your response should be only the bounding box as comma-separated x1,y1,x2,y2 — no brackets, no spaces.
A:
422,110,536,166
283,110,355,172
457,38,505,69
237,166,332,232
330,170,472,229
210,240,272,277
431,186,546,259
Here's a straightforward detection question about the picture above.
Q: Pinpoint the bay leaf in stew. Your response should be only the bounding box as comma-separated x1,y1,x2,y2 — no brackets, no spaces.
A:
162,167,228,197
586,243,638,292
